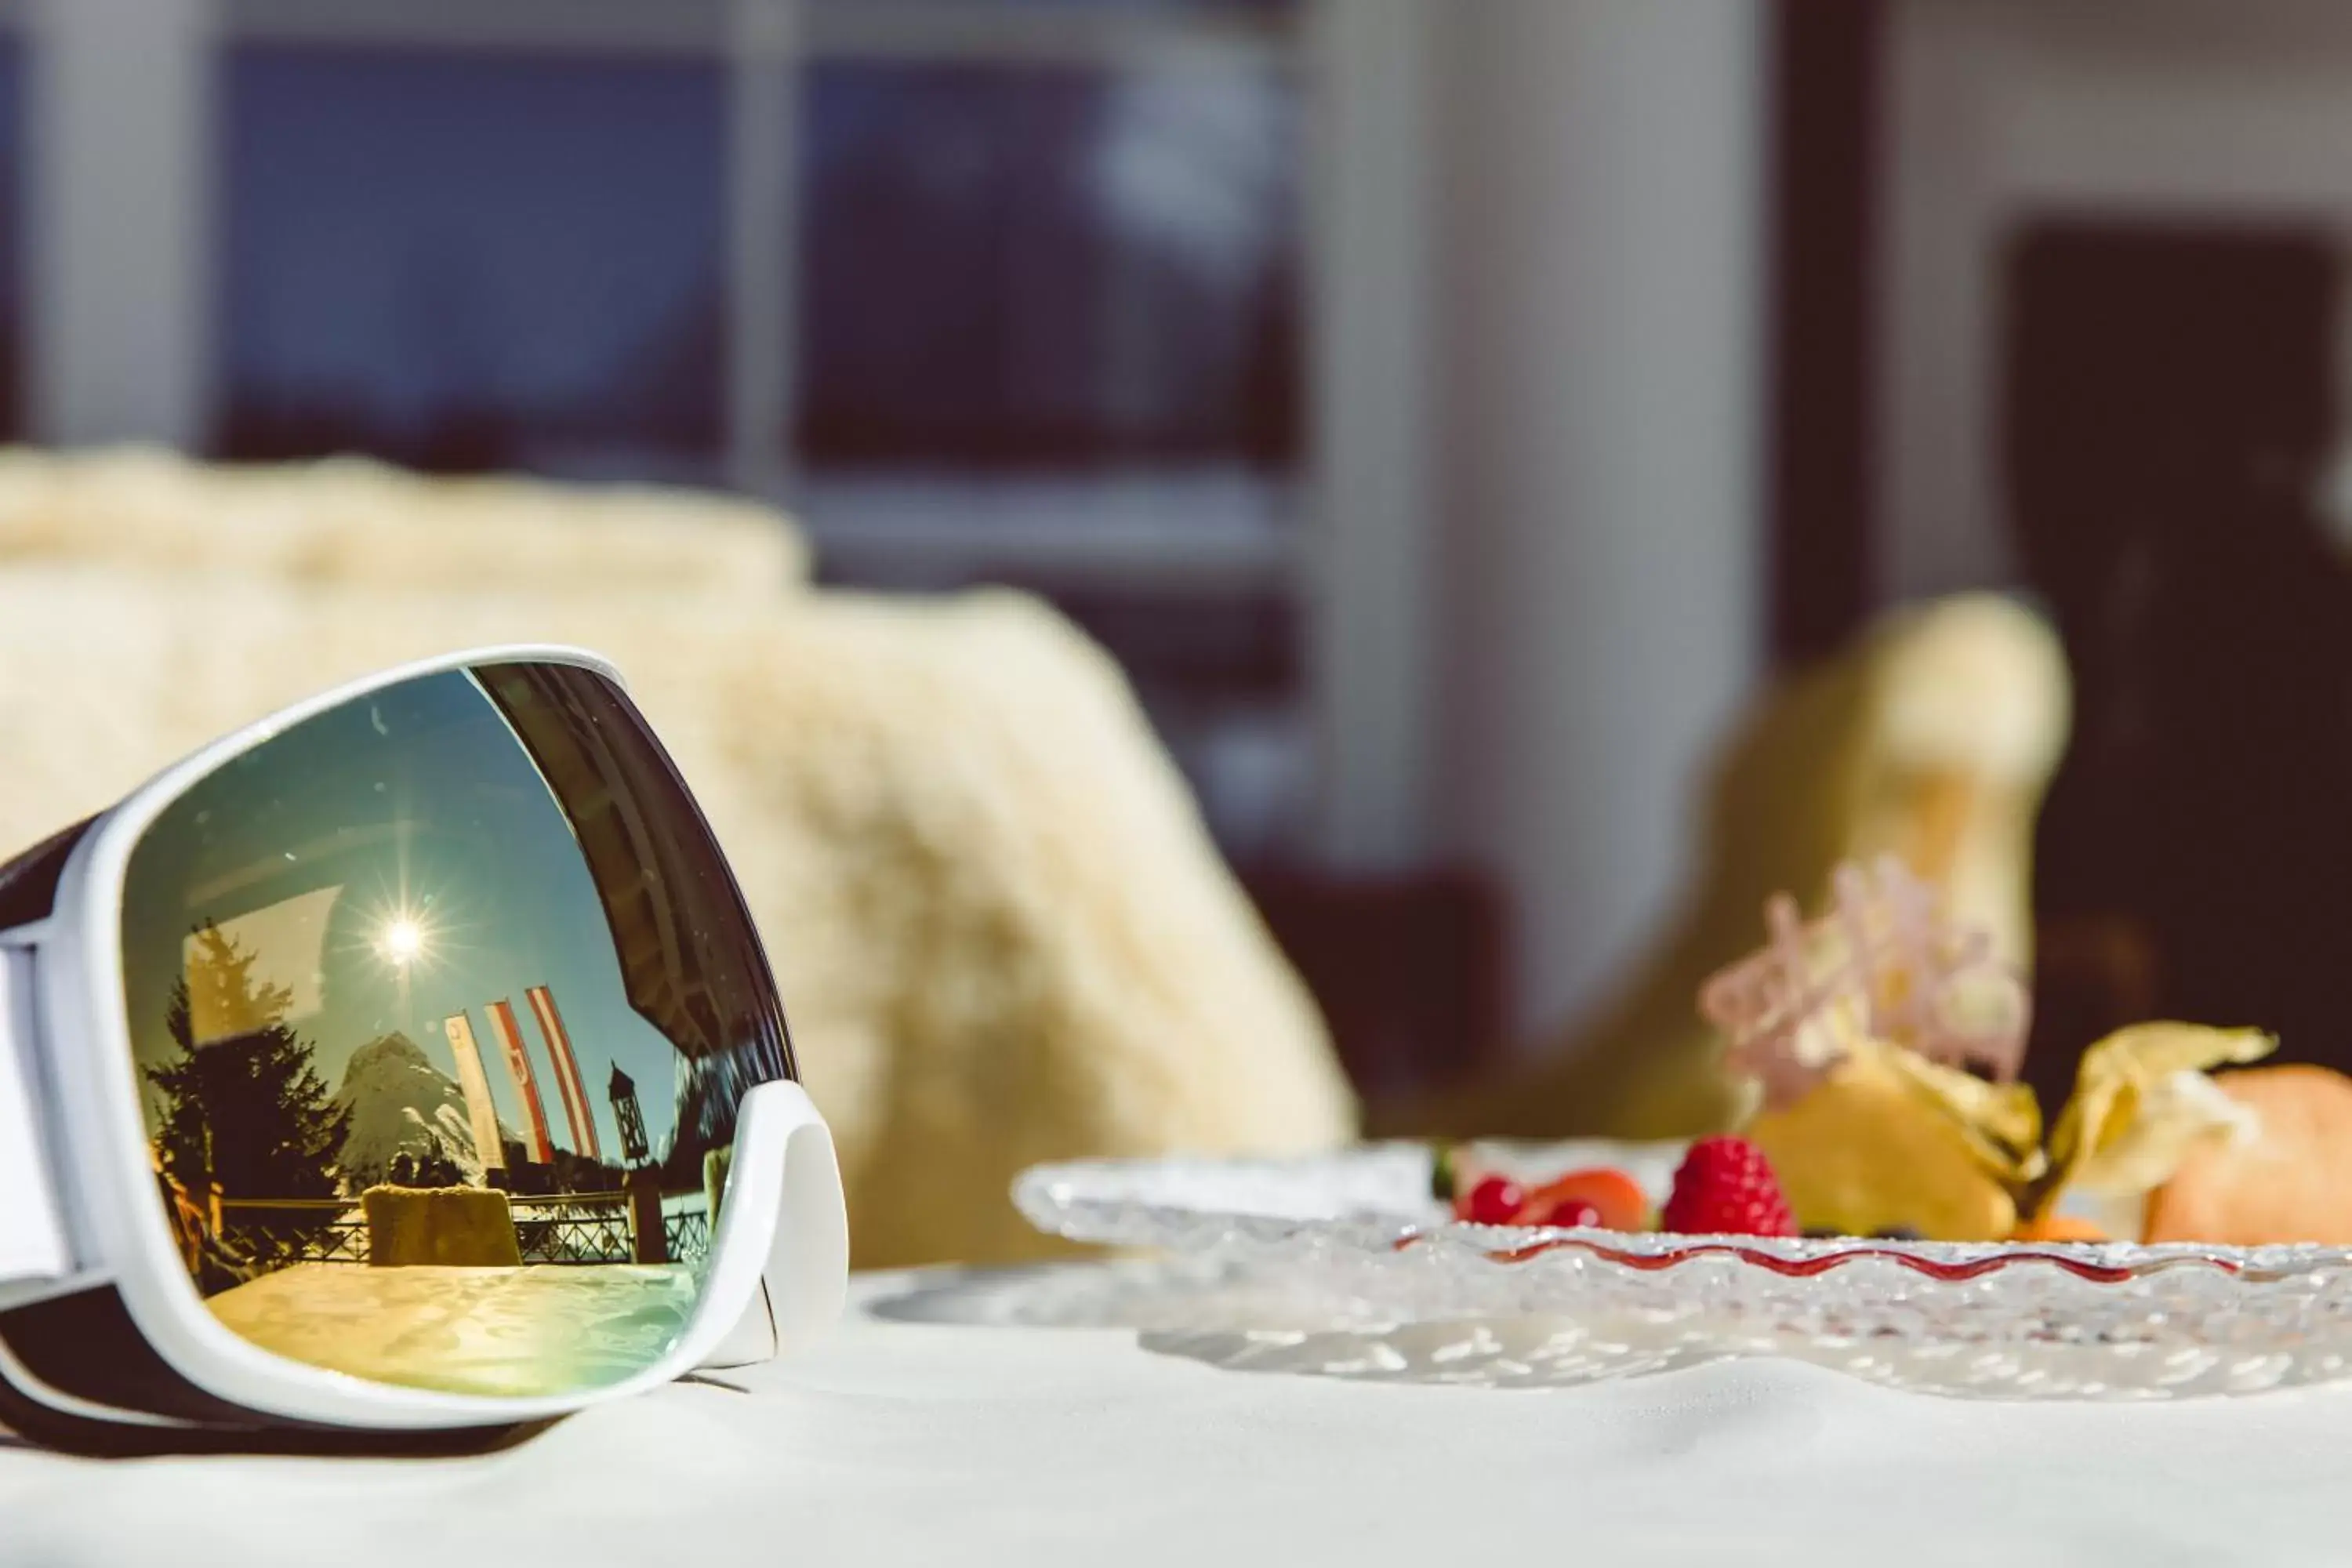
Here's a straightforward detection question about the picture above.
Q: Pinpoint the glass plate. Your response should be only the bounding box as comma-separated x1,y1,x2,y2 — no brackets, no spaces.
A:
1012,1141,2352,1354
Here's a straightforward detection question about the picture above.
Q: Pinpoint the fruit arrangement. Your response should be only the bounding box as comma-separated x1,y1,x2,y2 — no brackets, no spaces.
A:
1433,857,2344,1247
1444,1160,1652,1232
1434,1134,1799,1239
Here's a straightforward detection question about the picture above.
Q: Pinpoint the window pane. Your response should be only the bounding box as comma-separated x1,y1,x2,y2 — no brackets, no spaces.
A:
216,45,726,481
796,51,1309,857
899,1,1294,9
796,56,1303,473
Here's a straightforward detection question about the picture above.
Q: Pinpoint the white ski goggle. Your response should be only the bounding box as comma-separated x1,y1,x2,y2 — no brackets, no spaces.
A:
0,648,846,1451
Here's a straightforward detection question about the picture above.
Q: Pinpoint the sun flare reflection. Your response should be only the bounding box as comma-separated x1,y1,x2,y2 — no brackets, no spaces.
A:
381,916,426,966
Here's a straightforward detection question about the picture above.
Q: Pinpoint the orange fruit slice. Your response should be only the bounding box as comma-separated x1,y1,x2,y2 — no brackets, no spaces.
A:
1524,1167,1649,1230
2012,1214,2107,1243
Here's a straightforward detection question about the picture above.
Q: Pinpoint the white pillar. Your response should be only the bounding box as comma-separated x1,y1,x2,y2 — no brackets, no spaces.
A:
1301,0,1438,871
1430,0,1767,1043
727,0,800,503
1877,0,2005,603
29,0,214,448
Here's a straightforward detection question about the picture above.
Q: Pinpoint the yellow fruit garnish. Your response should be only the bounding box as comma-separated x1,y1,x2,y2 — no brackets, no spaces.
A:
1745,1036,2023,1240
2031,1023,2276,1221
1877,1041,2044,1181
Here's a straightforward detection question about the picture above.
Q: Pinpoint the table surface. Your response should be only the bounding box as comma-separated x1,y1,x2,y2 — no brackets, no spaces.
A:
3,1265,2347,1567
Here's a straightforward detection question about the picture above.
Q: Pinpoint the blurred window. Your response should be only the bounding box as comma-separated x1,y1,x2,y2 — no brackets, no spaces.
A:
892,0,1294,9
792,37,1309,855
203,4,1311,855
215,44,728,484
796,56,1301,473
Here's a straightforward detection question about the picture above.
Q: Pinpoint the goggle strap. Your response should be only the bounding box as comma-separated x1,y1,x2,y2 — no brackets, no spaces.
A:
0,951,71,1288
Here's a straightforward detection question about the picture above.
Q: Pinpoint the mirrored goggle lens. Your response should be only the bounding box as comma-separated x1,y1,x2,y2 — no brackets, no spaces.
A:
118,662,793,1399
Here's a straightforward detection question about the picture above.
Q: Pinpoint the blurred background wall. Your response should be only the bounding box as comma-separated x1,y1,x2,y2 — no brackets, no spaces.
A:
6,0,2343,1108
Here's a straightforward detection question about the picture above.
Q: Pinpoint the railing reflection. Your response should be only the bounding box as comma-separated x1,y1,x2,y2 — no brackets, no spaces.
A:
212,1189,712,1269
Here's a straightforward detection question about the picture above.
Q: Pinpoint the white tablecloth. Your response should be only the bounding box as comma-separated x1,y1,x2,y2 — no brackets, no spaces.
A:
2,1267,2345,1566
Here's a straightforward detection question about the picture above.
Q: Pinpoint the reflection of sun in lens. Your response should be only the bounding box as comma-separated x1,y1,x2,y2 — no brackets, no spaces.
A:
382,917,426,966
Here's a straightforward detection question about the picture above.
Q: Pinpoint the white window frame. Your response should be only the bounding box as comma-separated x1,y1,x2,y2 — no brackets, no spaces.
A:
14,0,1436,869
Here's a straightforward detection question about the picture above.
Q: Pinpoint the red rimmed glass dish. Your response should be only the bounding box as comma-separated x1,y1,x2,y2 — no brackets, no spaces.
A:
1013,1142,2352,1352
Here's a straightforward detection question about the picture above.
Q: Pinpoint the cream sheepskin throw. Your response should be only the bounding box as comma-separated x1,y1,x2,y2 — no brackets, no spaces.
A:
0,453,1354,1267
0,446,808,595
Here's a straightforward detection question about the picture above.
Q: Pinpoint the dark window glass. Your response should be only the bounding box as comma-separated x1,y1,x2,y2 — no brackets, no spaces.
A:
898,1,1294,9
796,56,1303,474
216,45,727,481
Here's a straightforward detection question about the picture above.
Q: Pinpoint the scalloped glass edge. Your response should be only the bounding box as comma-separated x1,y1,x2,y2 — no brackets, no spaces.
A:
1013,1142,2352,1348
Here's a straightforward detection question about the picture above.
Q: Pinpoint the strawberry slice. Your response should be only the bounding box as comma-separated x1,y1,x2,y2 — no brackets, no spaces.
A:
1519,1167,1649,1230
1456,1174,1527,1225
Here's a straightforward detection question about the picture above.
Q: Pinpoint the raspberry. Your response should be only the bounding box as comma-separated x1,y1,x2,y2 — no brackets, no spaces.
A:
1661,1136,1795,1237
